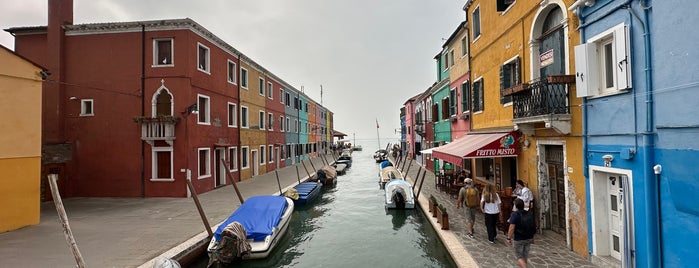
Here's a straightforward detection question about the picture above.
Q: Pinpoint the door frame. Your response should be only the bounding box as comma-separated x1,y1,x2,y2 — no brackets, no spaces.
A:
251,150,259,176
214,148,226,187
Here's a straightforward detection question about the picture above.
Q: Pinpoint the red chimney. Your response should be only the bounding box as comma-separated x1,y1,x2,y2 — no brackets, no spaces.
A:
45,0,73,143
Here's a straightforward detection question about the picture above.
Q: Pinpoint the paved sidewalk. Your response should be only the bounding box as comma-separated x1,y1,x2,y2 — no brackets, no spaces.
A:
399,157,598,268
0,156,329,268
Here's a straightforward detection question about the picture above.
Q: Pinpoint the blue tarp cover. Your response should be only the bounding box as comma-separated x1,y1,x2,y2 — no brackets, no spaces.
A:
214,196,288,242
380,160,393,169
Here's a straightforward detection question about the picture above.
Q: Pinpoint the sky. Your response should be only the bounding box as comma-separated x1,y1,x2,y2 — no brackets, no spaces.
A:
0,0,465,148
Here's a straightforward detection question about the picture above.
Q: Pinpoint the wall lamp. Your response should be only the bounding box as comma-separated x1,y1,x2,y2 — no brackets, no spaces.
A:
183,103,198,115
602,154,614,167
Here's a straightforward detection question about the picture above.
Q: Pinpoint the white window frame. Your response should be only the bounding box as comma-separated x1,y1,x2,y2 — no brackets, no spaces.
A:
197,94,210,125
227,60,237,84
473,77,484,113
500,55,520,106
227,102,237,127
575,23,631,98
461,36,468,58
259,145,266,165
286,117,291,132
240,67,248,89
267,82,273,99
153,38,174,67
259,110,265,130
241,105,249,128
151,146,174,182
228,147,238,171
80,99,94,116
279,89,285,104
280,115,285,132
259,77,265,96
198,147,211,179
472,5,481,42
241,146,249,169
268,112,274,130
268,145,274,164
197,42,210,74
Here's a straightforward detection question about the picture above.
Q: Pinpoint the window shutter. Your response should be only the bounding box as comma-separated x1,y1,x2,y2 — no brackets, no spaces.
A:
614,25,632,90
499,65,506,104
432,104,438,122
574,43,598,97
515,57,521,85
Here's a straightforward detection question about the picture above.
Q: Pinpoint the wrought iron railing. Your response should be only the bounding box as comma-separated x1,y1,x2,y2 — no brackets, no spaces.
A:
510,77,570,119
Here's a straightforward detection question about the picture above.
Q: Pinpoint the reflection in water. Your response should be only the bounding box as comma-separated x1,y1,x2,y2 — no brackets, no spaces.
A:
192,141,455,268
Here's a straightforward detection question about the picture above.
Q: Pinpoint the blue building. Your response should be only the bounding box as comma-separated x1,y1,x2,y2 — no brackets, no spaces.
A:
573,0,698,266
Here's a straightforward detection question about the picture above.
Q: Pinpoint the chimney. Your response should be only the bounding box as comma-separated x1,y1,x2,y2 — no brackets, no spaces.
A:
45,0,73,143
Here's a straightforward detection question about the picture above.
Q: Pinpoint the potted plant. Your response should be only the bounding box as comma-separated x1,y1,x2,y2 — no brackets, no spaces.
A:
438,204,449,230
429,195,437,213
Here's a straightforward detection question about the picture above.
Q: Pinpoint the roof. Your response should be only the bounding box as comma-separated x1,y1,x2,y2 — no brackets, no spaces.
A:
332,130,347,137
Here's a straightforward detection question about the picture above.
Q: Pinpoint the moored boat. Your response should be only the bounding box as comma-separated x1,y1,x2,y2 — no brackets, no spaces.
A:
384,179,415,209
287,181,322,205
316,165,337,185
373,149,388,162
207,195,294,265
379,166,402,189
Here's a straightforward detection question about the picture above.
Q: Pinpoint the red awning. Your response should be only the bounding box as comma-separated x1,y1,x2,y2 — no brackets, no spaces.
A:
432,132,518,164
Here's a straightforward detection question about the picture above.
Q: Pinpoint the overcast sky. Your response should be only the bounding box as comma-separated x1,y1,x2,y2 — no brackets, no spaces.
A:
0,0,465,148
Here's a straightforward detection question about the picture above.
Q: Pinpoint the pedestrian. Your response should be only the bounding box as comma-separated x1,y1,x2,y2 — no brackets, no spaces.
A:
456,177,479,238
507,198,536,268
513,179,533,211
481,184,501,243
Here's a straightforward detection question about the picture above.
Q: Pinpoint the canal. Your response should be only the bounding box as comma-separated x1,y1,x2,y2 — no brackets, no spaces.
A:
190,144,456,267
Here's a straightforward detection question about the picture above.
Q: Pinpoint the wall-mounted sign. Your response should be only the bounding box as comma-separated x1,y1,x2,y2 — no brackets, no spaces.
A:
540,49,554,67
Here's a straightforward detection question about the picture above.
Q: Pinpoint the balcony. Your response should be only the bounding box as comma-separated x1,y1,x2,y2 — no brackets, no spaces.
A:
507,75,575,135
134,116,179,145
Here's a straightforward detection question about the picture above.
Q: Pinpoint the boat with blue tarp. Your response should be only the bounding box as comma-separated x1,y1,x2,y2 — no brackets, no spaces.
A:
290,181,322,205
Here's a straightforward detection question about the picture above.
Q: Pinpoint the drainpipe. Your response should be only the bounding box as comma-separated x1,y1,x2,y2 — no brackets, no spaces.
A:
237,54,242,183
627,2,659,266
140,24,146,197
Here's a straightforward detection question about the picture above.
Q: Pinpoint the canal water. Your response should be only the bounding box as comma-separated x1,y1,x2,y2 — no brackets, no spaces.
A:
191,143,455,268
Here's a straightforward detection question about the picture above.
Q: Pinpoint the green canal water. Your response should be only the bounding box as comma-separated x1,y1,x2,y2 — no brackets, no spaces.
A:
191,145,456,268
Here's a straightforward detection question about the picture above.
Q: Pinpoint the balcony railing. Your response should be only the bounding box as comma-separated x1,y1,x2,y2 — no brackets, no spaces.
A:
134,116,179,145
509,76,571,119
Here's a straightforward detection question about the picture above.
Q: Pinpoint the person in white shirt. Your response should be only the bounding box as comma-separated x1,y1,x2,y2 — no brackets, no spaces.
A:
513,179,533,211
480,184,501,243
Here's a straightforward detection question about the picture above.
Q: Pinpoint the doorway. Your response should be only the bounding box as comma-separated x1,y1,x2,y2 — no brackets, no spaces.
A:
589,167,634,265
251,150,259,176
214,148,226,187
545,145,566,234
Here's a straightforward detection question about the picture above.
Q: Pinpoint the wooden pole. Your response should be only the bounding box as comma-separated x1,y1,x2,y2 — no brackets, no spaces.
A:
221,159,244,204
274,170,284,196
47,174,87,268
415,170,427,199
186,174,213,238
412,166,423,191
301,160,312,179
295,166,302,184
403,159,413,175
308,157,317,172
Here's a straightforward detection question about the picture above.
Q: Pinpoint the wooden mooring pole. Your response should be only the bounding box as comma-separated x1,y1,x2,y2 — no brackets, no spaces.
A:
274,170,284,196
47,174,87,268
222,159,244,204
185,173,213,238
301,160,312,179
415,170,427,199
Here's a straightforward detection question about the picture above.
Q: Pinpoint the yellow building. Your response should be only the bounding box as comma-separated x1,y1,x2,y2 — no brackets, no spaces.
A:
238,58,268,180
465,0,587,257
0,45,44,232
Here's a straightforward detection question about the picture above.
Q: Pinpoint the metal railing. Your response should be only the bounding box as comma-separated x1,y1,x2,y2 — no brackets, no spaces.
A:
511,77,570,119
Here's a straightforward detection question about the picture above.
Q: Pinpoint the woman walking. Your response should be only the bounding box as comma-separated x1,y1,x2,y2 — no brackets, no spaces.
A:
480,184,501,243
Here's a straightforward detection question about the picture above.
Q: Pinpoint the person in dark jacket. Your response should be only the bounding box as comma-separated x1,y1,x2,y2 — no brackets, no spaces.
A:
507,198,535,268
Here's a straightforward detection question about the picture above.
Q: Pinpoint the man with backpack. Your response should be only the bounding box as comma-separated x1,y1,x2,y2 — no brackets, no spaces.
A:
456,178,479,238
507,198,536,268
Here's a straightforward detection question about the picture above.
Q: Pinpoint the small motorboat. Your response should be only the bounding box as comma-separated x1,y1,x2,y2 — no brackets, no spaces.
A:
337,151,352,168
285,181,322,205
334,163,347,175
384,179,415,209
379,166,402,189
207,196,294,265
373,149,388,162
316,165,337,185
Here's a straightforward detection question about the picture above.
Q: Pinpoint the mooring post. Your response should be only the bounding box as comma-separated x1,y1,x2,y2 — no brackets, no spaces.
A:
412,166,423,191
295,166,301,184
185,171,213,238
301,160,312,179
415,170,427,200
274,170,284,196
222,159,244,204
48,174,87,268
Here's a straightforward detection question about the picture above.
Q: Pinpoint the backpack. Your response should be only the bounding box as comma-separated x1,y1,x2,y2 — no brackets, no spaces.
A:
515,210,536,238
464,187,479,208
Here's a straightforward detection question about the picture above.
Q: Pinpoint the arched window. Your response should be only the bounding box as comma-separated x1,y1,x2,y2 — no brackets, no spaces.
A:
151,83,174,117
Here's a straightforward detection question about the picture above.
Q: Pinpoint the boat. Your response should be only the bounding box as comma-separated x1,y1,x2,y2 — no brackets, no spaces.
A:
337,150,352,168
352,145,362,151
207,195,294,265
285,181,322,205
379,166,402,189
316,165,337,185
384,179,415,209
373,149,388,162
334,163,347,175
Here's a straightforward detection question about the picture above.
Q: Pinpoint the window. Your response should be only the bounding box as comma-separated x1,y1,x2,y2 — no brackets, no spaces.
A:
259,110,265,130
461,81,471,113
153,39,173,66
227,60,236,84
294,97,299,110
197,43,210,73
279,89,284,104
267,82,273,99
443,52,450,70
228,147,238,171
285,92,291,106
198,148,211,178
441,98,450,120
197,95,210,124
80,99,94,116
260,145,266,165
496,0,515,12
473,78,484,112
449,88,457,116
241,146,249,169
574,23,631,97
472,6,481,40
240,68,248,89
259,77,265,96
228,102,237,127
152,147,173,181
280,115,284,131
295,119,299,133
268,113,274,130
241,106,249,128
500,56,520,104
461,36,468,57
268,145,274,164
286,117,291,132
449,50,455,67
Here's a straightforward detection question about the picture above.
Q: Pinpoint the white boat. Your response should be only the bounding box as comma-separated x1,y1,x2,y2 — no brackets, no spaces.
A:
207,195,294,264
379,165,401,189
384,179,416,209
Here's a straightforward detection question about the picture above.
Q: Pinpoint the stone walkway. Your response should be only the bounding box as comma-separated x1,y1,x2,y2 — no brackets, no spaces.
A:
397,157,598,268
